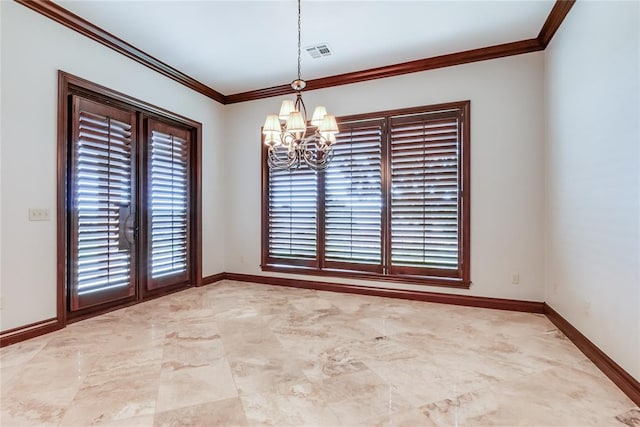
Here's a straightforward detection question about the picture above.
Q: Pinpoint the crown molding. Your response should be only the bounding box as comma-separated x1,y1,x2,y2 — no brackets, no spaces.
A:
225,38,544,104
14,0,226,104
15,0,574,104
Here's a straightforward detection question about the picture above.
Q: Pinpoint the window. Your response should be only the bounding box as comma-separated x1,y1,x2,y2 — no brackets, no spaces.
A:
262,101,470,287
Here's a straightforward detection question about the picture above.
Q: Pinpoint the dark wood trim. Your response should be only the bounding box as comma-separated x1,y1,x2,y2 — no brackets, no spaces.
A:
260,132,269,269
59,72,203,128
56,71,69,327
201,273,226,286
261,264,470,289
460,101,471,285
0,318,63,348
193,125,203,287
18,0,570,105
15,0,225,104
538,0,576,48
225,39,543,103
544,304,640,406
225,272,542,313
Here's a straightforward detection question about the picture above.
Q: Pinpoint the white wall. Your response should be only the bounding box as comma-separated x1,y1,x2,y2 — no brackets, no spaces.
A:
544,1,640,380
224,52,546,301
0,1,226,331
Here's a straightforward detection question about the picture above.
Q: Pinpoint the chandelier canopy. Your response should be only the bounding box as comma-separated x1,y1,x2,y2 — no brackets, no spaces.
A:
263,0,339,171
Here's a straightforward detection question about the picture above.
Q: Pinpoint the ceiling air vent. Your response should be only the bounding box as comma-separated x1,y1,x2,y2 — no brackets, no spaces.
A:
305,44,332,59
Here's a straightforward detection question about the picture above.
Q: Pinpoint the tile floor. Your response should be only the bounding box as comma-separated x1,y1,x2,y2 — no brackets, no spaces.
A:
1,280,638,426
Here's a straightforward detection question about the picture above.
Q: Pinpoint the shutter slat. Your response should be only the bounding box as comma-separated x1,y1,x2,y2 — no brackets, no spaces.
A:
325,120,384,264
391,115,461,271
268,163,318,260
149,129,189,279
73,106,134,302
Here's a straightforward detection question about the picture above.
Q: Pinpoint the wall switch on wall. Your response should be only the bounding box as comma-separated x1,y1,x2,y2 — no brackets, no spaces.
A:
511,273,520,285
29,208,50,221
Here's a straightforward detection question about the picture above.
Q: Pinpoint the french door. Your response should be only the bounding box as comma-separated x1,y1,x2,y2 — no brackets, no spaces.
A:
68,95,193,313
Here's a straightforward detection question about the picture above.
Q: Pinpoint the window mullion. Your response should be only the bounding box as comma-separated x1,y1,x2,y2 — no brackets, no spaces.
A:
317,166,325,269
382,117,392,275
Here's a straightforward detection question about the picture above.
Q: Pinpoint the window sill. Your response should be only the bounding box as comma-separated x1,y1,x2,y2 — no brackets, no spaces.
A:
260,264,471,290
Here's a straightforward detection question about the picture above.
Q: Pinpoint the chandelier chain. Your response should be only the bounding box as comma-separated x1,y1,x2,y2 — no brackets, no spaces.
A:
263,0,338,171
297,0,302,81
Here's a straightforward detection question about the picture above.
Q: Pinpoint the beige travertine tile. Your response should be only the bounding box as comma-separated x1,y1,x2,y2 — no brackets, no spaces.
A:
0,280,637,427
154,398,248,427
155,360,238,413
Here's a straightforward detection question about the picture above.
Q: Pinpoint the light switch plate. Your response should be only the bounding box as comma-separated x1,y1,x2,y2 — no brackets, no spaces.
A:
29,208,50,221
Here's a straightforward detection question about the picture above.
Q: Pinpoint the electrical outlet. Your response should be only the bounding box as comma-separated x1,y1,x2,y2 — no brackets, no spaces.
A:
29,208,50,221
511,273,520,285
0,295,3,310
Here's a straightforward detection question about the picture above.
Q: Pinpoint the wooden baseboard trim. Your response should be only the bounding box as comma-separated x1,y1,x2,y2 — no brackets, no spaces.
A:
201,273,226,286
223,272,544,313
0,318,63,348
544,303,640,406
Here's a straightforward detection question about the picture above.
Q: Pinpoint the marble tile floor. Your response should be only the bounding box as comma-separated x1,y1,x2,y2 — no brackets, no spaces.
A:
1,280,638,426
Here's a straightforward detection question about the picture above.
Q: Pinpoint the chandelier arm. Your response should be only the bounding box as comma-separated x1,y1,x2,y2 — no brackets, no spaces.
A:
295,92,308,124
299,140,333,171
268,147,298,170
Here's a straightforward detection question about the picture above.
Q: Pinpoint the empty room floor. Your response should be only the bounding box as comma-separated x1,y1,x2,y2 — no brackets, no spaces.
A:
1,280,638,426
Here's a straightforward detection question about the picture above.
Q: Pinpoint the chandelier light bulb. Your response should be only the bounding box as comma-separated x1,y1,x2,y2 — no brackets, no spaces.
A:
263,131,281,147
321,132,337,146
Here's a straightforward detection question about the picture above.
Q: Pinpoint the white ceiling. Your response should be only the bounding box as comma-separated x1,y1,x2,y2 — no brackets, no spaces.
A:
55,0,555,95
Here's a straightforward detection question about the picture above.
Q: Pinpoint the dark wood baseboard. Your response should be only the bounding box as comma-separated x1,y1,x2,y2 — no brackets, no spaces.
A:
544,303,640,406
201,273,226,286
0,318,63,348
224,272,544,313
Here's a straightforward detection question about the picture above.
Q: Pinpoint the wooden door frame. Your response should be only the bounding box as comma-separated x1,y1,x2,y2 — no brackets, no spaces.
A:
57,71,203,322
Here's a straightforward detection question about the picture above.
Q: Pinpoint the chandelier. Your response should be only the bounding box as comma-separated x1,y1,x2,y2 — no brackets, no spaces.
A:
262,0,339,171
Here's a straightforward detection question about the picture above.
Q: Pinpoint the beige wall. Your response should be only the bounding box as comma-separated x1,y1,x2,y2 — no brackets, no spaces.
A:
0,1,226,331
224,52,546,302
544,1,640,380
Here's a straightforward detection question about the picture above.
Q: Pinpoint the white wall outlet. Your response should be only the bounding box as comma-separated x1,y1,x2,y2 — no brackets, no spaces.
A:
0,295,3,310
511,273,520,285
29,208,50,221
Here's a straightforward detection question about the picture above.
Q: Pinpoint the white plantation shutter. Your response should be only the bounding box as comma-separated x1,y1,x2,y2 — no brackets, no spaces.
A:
324,120,384,271
147,120,190,289
390,112,461,276
70,97,136,310
267,166,318,265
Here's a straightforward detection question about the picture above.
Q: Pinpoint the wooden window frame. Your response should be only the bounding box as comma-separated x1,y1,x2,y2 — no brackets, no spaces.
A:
261,101,471,289
57,71,203,322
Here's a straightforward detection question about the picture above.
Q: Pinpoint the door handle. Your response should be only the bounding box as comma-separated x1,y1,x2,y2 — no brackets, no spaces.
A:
118,204,135,250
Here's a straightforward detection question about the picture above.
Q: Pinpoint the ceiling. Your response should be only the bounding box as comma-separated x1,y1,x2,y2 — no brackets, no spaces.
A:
55,0,556,95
